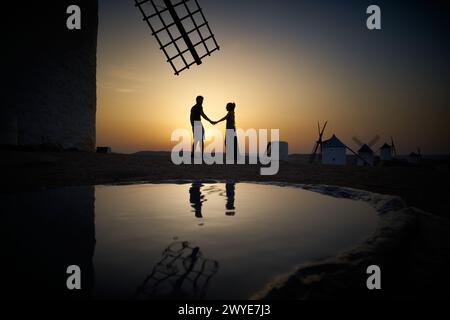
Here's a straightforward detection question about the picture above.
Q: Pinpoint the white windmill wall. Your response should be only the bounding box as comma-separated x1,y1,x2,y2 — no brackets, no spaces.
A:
380,148,392,161
322,147,346,165
357,152,374,166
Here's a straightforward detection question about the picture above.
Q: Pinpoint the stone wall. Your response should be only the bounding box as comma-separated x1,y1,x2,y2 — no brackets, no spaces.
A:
3,1,98,151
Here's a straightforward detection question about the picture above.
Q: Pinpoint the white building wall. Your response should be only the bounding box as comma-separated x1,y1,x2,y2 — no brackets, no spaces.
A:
357,153,374,166
322,147,346,165
380,148,392,161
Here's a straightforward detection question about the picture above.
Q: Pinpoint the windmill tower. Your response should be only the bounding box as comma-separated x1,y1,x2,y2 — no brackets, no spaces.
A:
321,134,347,165
380,137,398,161
409,147,422,163
353,135,380,166
309,121,328,163
380,143,393,161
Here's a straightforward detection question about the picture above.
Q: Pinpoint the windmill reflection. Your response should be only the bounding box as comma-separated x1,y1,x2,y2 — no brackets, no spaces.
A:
136,241,219,299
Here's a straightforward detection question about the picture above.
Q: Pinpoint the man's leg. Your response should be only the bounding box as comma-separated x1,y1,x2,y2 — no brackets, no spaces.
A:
191,126,195,158
233,132,238,163
201,126,205,161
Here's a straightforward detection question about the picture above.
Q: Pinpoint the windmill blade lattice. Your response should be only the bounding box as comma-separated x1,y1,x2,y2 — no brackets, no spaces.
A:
134,0,220,75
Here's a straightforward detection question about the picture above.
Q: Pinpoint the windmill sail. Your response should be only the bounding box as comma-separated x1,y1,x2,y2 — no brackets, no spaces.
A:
309,121,327,163
134,0,220,75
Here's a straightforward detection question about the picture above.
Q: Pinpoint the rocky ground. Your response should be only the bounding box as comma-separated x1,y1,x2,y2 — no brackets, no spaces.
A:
1,150,449,218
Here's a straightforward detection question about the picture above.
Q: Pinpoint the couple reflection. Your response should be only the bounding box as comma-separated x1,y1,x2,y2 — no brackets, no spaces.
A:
189,182,236,218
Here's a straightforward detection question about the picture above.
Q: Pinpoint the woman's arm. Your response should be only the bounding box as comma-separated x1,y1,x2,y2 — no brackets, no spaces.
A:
213,114,228,124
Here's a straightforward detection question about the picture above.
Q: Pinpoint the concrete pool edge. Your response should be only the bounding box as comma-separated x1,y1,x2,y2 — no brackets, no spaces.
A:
105,179,424,299
251,182,424,300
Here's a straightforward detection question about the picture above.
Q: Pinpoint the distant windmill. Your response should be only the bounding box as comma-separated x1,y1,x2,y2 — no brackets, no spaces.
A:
309,121,328,163
408,147,422,163
380,136,397,161
308,123,379,166
352,135,380,166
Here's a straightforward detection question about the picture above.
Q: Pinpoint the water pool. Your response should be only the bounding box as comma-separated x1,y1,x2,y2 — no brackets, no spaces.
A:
4,182,378,299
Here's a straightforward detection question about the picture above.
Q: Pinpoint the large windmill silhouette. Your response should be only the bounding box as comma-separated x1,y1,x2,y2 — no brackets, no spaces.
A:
134,0,220,75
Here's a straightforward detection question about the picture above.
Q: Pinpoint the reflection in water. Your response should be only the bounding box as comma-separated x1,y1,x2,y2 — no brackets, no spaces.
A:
4,183,378,299
136,241,219,299
189,182,236,218
189,182,205,218
3,187,96,299
225,182,236,216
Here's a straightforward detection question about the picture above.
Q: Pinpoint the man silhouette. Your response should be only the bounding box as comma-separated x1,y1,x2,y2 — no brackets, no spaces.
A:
189,182,204,218
190,96,213,159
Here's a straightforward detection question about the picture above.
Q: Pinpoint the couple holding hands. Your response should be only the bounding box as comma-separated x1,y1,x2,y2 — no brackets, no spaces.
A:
190,95,237,159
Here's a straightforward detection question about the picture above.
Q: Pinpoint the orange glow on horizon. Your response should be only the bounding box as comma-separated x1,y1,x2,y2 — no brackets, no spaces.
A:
96,11,450,155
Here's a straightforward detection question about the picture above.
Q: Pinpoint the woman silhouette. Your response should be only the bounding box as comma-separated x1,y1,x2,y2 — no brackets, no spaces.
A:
213,103,238,161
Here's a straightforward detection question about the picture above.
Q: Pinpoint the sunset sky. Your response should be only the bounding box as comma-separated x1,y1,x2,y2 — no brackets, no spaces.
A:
97,0,450,154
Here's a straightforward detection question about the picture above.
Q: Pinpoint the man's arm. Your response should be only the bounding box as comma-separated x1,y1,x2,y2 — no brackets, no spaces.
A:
201,110,214,123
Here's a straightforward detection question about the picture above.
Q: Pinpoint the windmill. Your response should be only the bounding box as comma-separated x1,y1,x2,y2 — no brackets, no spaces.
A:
408,147,422,163
352,135,380,166
380,136,397,161
309,121,328,163
134,0,220,75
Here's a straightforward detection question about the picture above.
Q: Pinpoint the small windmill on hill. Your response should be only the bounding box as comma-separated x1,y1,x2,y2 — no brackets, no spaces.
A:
352,135,380,166
308,122,379,166
380,136,397,161
309,121,328,163
409,147,422,163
